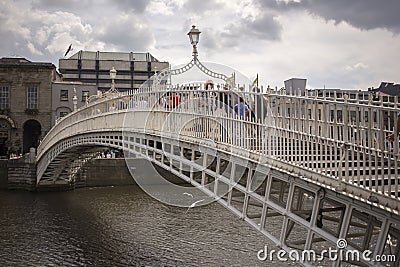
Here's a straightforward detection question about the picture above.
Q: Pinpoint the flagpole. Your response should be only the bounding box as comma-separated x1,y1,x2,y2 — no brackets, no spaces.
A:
256,73,259,88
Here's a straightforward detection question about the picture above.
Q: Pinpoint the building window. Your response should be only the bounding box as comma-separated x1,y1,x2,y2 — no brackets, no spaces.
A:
337,110,343,122
350,111,356,122
60,90,69,101
82,91,89,101
27,86,38,109
0,86,9,109
59,111,69,118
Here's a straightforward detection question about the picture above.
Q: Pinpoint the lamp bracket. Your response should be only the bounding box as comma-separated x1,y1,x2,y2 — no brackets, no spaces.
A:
153,58,232,87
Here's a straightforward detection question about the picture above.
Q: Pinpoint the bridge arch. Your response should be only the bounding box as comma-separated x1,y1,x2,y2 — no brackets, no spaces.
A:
35,73,400,266
36,118,400,267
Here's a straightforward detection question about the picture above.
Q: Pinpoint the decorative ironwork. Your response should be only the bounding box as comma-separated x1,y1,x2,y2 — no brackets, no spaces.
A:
151,25,235,88
153,58,234,87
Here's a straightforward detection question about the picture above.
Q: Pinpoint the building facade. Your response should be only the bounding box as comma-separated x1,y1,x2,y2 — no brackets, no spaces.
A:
59,51,170,92
0,57,58,157
284,78,307,94
51,81,97,126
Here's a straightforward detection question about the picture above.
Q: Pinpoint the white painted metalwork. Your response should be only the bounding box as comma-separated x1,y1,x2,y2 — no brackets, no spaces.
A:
35,24,400,266
37,86,400,214
34,85,400,266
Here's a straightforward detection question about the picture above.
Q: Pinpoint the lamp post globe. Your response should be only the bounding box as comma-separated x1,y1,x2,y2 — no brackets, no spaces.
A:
187,25,201,60
188,25,201,46
109,67,117,92
110,67,117,79
72,87,78,111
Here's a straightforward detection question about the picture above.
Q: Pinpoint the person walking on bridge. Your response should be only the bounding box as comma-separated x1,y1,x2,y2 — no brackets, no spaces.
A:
217,84,233,114
169,92,180,109
234,97,250,120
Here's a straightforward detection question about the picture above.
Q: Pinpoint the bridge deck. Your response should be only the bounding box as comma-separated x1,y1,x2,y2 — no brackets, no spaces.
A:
35,86,400,266
37,87,400,213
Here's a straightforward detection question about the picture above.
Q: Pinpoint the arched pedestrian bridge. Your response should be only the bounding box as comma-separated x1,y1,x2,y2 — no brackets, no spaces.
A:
36,84,400,266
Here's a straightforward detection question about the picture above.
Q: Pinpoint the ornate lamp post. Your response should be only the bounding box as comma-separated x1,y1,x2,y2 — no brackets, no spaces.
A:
110,67,118,92
72,86,78,111
153,25,234,87
109,67,118,94
187,25,201,61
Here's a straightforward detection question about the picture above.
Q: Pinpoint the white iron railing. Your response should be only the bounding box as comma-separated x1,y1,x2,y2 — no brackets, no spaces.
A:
36,85,400,212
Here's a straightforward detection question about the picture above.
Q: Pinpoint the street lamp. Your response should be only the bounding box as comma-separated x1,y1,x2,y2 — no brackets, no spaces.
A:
109,67,118,93
153,25,232,87
187,25,201,61
72,86,78,111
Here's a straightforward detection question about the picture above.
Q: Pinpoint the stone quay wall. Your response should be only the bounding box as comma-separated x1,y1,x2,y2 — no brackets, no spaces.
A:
77,158,187,188
0,160,8,189
3,157,187,191
7,153,36,191
76,158,135,188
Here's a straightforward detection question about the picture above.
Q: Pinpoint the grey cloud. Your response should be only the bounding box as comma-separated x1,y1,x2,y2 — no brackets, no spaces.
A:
198,27,219,50
96,17,154,51
255,0,303,11
212,14,282,49
0,0,154,67
197,15,282,55
30,0,150,28
0,2,61,62
0,27,59,66
113,0,149,13
31,0,149,13
181,2,284,50
30,0,95,13
256,0,400,33
241,14,282,40
0,29,30,58
304,0,400,33
183,0,223,13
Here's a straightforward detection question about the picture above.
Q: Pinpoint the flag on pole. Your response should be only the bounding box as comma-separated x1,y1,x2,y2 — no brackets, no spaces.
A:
251,74,259,89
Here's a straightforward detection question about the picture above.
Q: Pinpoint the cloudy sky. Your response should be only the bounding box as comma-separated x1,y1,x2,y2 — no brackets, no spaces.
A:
1,0,399,89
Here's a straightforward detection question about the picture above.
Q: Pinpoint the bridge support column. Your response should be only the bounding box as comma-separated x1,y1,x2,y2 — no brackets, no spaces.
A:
373,218,390,261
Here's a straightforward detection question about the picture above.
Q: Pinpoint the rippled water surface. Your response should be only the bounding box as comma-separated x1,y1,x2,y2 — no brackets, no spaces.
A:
0,186,297,266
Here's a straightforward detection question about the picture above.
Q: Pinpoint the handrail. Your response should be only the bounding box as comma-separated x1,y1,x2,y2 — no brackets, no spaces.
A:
37,86,400,212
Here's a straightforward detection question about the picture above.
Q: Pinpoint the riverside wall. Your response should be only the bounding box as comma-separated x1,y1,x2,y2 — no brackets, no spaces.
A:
7,153,36,191
3,157,187,191
0,160,7,189
76,158,135,188
77,158,187,188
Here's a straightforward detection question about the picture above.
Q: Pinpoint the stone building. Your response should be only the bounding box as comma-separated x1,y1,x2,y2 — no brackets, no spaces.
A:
0,57,58,157
59,50,170,92
51,81,97,126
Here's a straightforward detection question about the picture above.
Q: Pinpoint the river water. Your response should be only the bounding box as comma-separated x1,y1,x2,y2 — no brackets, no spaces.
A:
0,185,299,266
